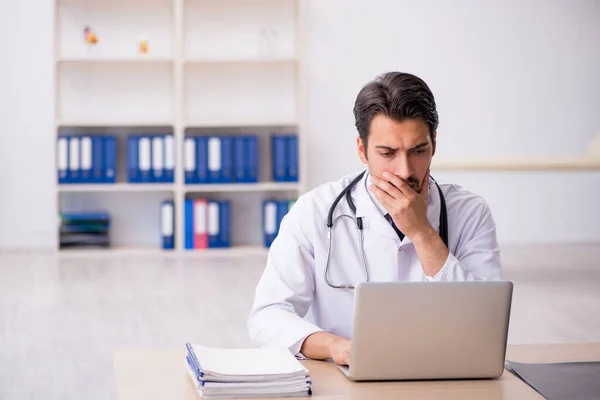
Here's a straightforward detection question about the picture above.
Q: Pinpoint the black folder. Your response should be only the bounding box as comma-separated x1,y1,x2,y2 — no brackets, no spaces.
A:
505,360,600,400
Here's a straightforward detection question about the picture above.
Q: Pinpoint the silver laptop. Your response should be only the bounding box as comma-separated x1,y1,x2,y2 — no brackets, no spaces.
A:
337,280,513,381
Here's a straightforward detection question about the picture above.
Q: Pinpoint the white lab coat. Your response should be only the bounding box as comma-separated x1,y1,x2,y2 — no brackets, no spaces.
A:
248,170,501,356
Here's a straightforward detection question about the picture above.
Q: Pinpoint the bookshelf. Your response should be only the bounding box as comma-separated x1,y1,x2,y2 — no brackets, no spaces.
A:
54,0,305,253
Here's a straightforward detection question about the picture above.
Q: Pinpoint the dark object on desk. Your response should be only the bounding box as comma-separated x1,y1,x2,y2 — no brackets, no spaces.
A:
505,360,600,400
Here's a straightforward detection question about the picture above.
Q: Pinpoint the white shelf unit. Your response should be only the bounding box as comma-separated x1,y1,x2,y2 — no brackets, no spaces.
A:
54,0,306,254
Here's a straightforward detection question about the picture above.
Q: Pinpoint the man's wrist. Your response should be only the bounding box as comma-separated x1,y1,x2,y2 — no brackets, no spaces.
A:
411,225,438,247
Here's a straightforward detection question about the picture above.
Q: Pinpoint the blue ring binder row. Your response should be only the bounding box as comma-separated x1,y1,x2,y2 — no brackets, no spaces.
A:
271,134,299,183
184,135,253,184
184,133,299,184
56,133,176,184
57,133,299,185
127,134,175,183
263,199,296,248
59,211,111,249
57,135,119,184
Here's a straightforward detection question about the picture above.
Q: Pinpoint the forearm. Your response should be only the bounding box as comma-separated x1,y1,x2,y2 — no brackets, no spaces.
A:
299,332,344,360
411,226,450,278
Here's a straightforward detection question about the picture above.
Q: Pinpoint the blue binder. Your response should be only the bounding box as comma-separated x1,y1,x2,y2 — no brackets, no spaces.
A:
104,136,117,184
57,136,69,184
164,134,175,183
80,136,93,183
276,200,289,235
208,137,221,184
208,200,220,248
138,136,152,183
184,199,194,250
151,135,164,183
219,200,231,248
92,136,104,183
272,135,286,182
263,200,278,247
184,137,196,184
221,136,234,183
160,200,175,250
246,136,259,183
127,135,139,183
68,136,81,184
286,135,299,182
234,136,246,183
196,136,209,184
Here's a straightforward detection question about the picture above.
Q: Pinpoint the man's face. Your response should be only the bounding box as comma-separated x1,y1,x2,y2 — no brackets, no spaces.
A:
357,114,435,193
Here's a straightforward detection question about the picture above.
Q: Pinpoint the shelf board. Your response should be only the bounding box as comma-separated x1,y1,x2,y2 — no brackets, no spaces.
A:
432,157,600,171
57,56,173,64
57,120,174,128
184,182,300,193
58,184,175,193
185,118,297,128
185,56,297,65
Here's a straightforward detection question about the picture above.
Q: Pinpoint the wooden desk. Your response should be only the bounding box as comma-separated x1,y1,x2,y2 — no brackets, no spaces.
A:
114,343,600,400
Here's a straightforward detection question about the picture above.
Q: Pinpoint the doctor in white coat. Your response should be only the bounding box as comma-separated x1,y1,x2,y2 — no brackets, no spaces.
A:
248,71,502,366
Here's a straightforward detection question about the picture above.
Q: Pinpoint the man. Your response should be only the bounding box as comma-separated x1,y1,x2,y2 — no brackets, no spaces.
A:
248,71,501,366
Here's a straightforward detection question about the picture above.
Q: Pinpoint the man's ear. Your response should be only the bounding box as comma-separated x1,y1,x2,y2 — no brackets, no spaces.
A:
431,131,437,156
357,137,368,164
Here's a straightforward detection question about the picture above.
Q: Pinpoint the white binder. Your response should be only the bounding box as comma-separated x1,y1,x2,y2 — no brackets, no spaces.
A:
164,135,175,181
68,136,80,182
138,136,151,181
152,135,164,181
80,136,92,181
57,137,68,182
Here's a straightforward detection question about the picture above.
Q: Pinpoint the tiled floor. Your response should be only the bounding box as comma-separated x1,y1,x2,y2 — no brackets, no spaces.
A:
0,244,599,400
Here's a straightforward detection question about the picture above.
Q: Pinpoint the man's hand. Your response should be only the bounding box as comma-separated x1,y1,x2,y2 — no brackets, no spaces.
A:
300,332,351,365
369,169,450,277
328,336,351,366
369,170,434,240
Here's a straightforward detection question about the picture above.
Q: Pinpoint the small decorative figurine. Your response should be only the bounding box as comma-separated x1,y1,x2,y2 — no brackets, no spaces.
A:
84,26,98,45
139,36,149,55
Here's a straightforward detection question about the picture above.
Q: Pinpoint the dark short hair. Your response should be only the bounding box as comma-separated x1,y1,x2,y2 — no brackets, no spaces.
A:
353,72,439,149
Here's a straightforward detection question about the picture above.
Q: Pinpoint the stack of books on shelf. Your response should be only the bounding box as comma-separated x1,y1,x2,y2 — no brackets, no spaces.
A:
59,211,110,249
185,344,312,399
184,199,232,250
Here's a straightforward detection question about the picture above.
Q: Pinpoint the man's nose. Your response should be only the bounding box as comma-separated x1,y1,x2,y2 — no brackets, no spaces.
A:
393,153,414,181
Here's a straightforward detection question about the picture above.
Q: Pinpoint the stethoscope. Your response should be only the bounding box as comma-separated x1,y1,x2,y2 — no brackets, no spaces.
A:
324,170,449,290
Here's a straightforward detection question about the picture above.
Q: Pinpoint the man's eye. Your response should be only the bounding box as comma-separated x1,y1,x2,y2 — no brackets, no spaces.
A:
380,152,393,158
411,149,427,155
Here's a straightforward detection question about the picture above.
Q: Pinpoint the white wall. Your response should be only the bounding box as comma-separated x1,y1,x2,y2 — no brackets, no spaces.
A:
304,0,600,244
0,0,57,250
0,0,599,250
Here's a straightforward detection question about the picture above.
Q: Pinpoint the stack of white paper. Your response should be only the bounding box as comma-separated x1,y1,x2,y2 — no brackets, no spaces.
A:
185,343,312,399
